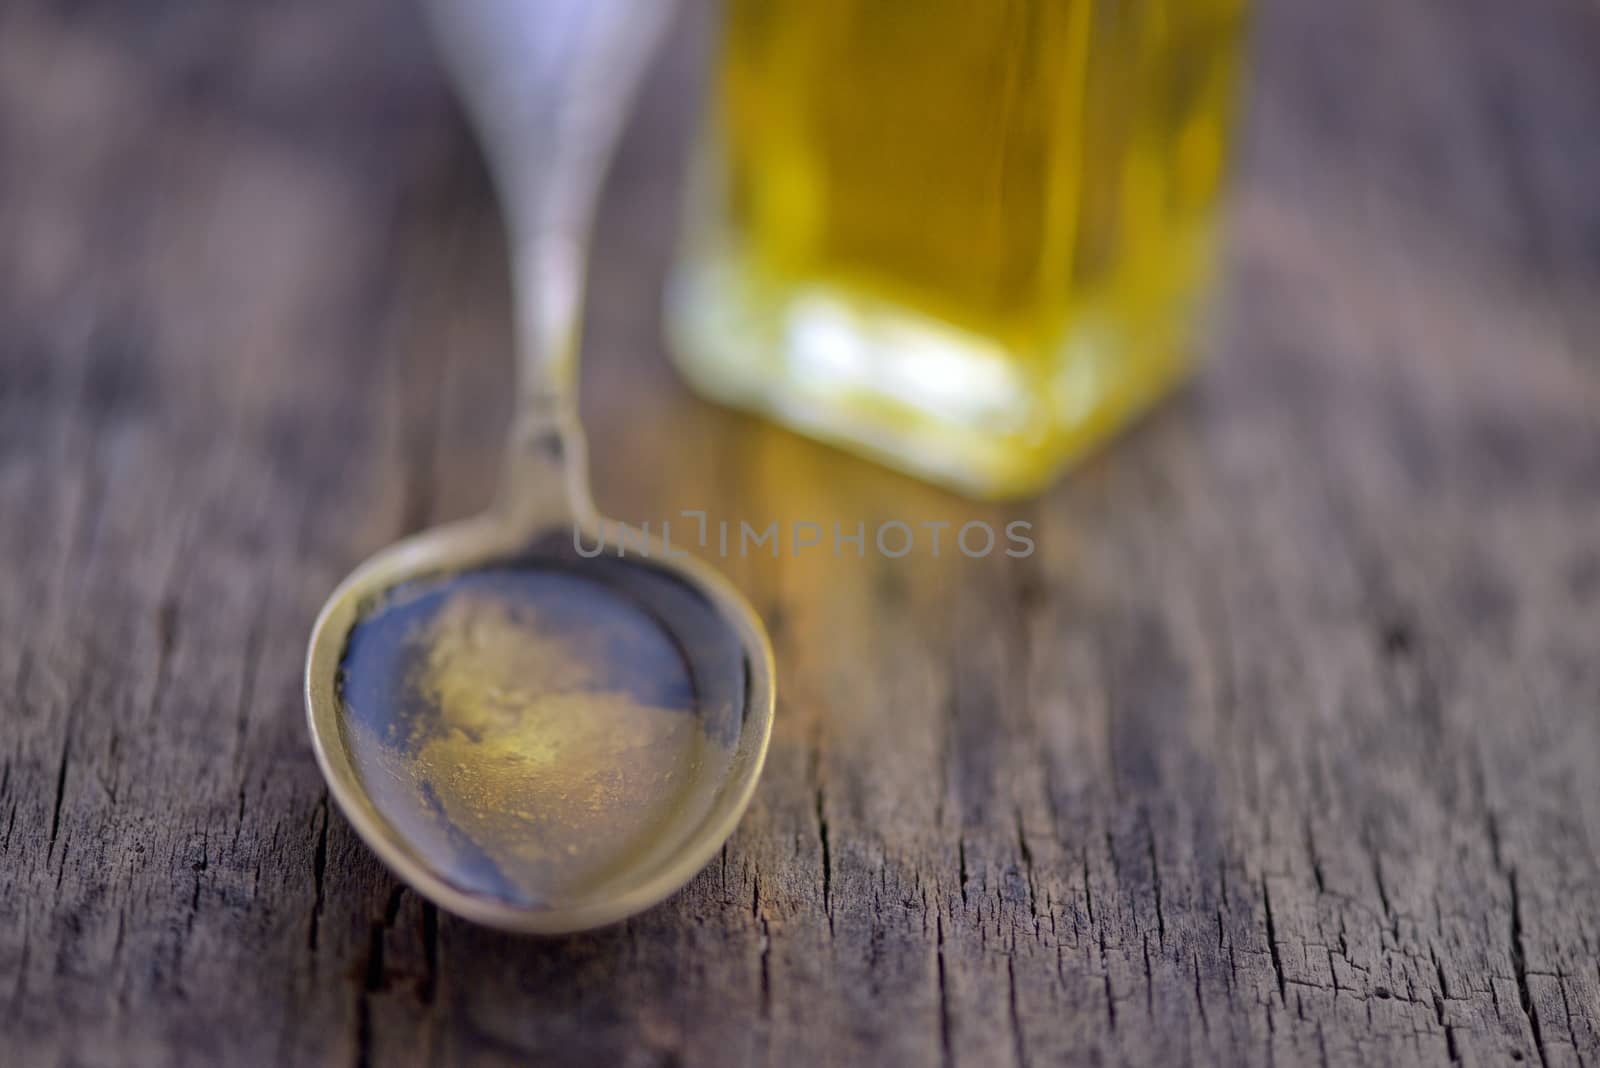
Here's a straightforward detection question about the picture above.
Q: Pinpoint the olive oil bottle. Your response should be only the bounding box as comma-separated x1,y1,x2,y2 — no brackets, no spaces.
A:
669,0,1249,496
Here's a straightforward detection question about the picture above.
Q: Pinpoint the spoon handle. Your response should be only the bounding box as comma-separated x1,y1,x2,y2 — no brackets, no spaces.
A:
423,0,674,527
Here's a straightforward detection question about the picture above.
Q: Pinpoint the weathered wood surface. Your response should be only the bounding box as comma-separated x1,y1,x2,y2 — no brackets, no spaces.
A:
3,0,1599,1064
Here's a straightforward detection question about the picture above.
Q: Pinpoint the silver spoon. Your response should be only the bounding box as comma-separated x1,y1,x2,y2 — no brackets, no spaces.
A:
304,0,774,935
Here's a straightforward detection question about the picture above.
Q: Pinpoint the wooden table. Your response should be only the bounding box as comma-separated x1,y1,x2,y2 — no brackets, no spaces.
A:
3,0,1598,1063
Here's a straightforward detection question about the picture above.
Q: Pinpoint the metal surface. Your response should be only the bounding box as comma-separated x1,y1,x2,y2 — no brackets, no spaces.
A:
303,0,774,935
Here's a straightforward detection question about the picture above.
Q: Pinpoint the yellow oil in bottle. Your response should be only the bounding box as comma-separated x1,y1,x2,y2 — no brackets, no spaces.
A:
669,0,1249,496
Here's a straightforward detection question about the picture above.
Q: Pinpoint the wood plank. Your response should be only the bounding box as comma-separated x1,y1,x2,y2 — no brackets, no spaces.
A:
1,0,1597,1064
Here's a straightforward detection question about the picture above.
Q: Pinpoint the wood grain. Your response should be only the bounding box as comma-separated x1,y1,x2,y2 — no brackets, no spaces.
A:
2,0,1598,1064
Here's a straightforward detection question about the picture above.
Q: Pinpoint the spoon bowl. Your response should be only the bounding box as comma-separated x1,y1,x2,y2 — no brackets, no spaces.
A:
306,515,773,934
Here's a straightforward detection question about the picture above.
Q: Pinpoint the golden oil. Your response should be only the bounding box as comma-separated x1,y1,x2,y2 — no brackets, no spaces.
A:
338,557,748,907
669,0,1249,496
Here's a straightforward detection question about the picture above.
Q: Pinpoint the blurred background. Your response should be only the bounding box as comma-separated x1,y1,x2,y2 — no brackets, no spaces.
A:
2,0,1596,517
2,0,1595,521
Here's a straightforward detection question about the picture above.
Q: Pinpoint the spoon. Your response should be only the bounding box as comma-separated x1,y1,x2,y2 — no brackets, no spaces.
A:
304,0,774,934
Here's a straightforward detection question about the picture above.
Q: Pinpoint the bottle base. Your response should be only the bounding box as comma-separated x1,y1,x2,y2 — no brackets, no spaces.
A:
666,254,1205,499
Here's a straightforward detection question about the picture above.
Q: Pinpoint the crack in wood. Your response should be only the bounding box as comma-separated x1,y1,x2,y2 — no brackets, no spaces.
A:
1262,878,1287,1004
1006,953,1028,1068
1144,811,1165,950
1015,808,1038,932
307,792,331,954
230,592,267,774
936,913,953,1068
1508,871,1550,1068
814,786,832,934
46,734,69,859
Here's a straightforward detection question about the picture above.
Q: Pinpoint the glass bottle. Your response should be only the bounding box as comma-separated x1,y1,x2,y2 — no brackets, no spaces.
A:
669,0,1250,497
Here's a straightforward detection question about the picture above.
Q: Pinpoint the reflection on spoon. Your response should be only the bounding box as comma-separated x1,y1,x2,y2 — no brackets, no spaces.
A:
337,544,750,910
